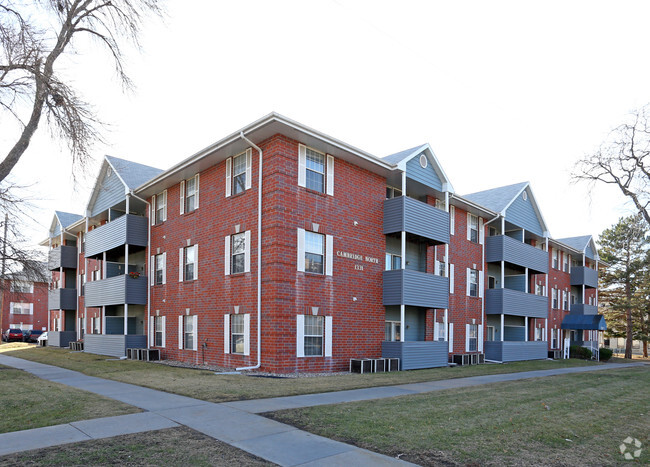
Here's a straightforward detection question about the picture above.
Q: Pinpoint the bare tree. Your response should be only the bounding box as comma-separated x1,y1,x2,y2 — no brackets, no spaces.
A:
573,105,650,226
0,0,163,182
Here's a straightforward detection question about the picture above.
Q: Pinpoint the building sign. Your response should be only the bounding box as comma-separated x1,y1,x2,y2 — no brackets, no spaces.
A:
336,251,380,271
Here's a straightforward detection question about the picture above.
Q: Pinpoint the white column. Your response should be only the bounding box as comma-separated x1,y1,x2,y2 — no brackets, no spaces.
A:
102,306,106,335
444,309,448,341
524,317,528,342
545,318,548,341
500,314,504,342
500,260,505,288
525,267,529,293
400,305,405,342
124,303,129,335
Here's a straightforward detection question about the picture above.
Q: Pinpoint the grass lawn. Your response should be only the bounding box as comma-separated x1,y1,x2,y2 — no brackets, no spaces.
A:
0,365,139,434
267,366,650,466
3,344,602,403
0,426,274,466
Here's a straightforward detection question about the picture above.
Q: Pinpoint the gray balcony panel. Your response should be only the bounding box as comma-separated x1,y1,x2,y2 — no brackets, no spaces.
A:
570,304,598,315
47,331,77,348
484,341,547,362
85,275,147,307
383,197,450,244
485,288,547,318
485,235,548,274
570,267,598,288
85,214,148,258
383,269,449,309
382,341,448,370
48,288,77,310
84,334,147,358
48,245,78,270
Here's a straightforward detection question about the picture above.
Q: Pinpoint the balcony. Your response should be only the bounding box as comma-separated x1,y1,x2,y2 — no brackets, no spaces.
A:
570,266,598,288
484,341,548,362
485,235,548,273
85,274,147,307
570,303,598,315
383,269,449,309
48,245,78,270
485,288,547,318
85,214,148,258
85,334,147,358
384,196,450,244
382,341,448,370
48,288,77,310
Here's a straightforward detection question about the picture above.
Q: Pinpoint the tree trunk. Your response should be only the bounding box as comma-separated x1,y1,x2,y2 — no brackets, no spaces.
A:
644,340,648,358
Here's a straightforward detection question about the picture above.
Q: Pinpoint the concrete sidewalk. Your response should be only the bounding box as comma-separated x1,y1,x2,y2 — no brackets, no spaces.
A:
0,355,645,465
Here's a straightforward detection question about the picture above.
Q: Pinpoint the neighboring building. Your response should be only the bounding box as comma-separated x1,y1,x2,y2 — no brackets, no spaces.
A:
41,113,607,371
1,269,48,335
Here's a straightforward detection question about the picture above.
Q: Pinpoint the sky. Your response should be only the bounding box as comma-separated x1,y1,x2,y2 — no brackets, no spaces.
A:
4,0,650,248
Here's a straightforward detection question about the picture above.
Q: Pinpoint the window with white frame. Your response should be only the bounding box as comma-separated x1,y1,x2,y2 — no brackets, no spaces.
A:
92,317,100,334
385,321,401,341
297,314,332,357
154,253,166,285
180,245,198,281
232,152,247,195
11,302,32,315
231,233,246,274
535,327,544,341
180,315,197,350
298,145,333,195
562,291,568,310
224,313,249,355
53,318,61,331
563,253,569,272
551,329,558,348
154,316,165,347
180,175,199,214
468,214,479,243
231,314,245,354
305,231,324,274
487,326,495,341
468,269,479,297
385,253,401,270
552,249,559,269
450,205,455,235
467,324,478,351
535,283,545,296
435,199,446,211
11,281,33,293
386,186,402,199
154,190,167,224
552,288,558,309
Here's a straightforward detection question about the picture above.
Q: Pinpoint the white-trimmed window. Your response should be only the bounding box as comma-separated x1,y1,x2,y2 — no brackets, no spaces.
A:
225,232,250,275
179,315,197,350
53,318,61,331
10,302,32,315
563,253,569,272
298,145,334,196
535,283,545,296
552,249,559,269
224,313,250,355
385,253,401,270
535,327,544,341
179,245,198,282
297,229,333,276
155,316,165,347
226,149,252,197
551,328,559,349
152,190,167,225
435,199,446,211
385,321,401,342
562,291,569,310
467,268,479,297
386,186,402,199
450,205,455,235
152,253,166,285
466,324,478,352
91,317,100,334
467,213,483,244
179,175,199,214
296,315,333,357
486,326,495,341
11,281,33,293
552,288,558,309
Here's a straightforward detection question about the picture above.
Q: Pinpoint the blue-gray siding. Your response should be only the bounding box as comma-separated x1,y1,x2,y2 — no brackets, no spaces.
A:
484,341,547,362
48,331,77,348
485,235,548,273
90,170,127,217
585,242,595,260
485,288,547,318
382,341,448,370
84,334,147,358
570,304,598,315
383,269,449,309
504,190,544,236
383,196,450,244
406,155,443,191
85,214,148,258
85,275,147,307
570,267,598,288
48,245,77,270
48,288,77,310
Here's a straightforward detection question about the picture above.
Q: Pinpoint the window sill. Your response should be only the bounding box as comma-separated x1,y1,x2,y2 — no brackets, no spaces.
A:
303,187,329,198
229,190,248,199
182,209,197,217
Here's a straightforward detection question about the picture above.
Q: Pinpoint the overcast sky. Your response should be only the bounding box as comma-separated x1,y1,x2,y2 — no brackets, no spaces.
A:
4,0,650,246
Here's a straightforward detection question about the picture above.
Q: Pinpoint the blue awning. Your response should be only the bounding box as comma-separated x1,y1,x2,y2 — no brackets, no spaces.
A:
561,314,607,331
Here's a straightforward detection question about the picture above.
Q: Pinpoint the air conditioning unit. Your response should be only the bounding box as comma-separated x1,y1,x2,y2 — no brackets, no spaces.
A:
470,354,478,365
453,354,470,366
478,354,485,364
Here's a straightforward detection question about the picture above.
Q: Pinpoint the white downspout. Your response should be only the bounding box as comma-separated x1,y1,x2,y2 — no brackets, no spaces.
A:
237,132,263,371
129,191,151,349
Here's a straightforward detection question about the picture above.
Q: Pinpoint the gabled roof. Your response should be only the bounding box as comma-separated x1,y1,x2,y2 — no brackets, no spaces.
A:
555,235,593,252
463,182,529,214
383,145,426,164
105,155,163,190
382,143,454,193
54,211,83,229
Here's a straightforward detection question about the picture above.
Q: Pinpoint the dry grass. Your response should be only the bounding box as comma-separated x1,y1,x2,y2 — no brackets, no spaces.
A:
3,345,600,403
267,366,650,466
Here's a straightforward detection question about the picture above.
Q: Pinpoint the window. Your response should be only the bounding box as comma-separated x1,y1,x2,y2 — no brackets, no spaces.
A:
487,326,495,341
80,232,85,254
468,269,479,297
438,260,446,277
297,314,332,357
535,327,544,341
298,145,334,195
562,291,568,310
552,288,558,309
488,276,496,289
179,175,199,214
181,315,196,350
11,303,31,315
153,191,167,224
80,273,85,295
154,316,165,347
226,149,252,197
435,199,446,210
385,253,402,270
154,253,166,285
231,314,245,354
450,205,455,235
180,245,198,281
225,232,250,275
92,317,100,334
489,226,498,237
552,249,559,269
385,321,401,341
535,283,545,296
305,231,324,274
563,253,569,272
386,186,402,199
92,270,101,281
467,324,478,352
11,281,33,293
468,214,479,243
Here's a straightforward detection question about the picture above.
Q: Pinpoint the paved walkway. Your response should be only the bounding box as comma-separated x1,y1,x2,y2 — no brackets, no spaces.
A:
0,356,645,466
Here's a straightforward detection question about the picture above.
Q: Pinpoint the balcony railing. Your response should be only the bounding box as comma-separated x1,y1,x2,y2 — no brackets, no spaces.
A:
384,196,450,244
570,303,598,315
382,341,448,370
485,235,548,273
48,288,77,310
485,288,547,318
570,266,598,288
484,341,547,362
383,269,449,309
85,214,148,258
48,245,77,270
85,274,147,307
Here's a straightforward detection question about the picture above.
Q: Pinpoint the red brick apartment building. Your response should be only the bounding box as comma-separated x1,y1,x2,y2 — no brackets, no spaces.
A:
1,270,48,335
42,113,606,372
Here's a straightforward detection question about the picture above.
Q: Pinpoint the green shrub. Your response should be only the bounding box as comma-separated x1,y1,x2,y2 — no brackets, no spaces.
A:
569,345,581,359
580,347,593,360
599,348,613,361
